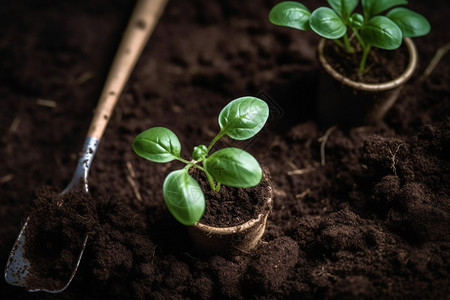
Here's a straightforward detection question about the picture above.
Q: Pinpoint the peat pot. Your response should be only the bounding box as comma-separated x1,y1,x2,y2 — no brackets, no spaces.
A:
188,184,273,255
317,37,418,127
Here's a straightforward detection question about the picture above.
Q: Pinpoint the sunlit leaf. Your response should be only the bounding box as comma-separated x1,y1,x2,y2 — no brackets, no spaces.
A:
361,16,403,49
310,7,347,39
132,127,181,163
204,148,262,188
362,0,408,19
387,8,430,37
327,0,358,19
269,1,311,31
163,169,205,226
219,97,269,140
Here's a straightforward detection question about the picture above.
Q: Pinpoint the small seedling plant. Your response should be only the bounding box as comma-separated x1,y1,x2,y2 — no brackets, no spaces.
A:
132,97,269,226
269,0,430,74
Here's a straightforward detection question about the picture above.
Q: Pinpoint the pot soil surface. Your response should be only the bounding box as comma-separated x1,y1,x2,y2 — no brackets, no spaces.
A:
322,39,409,83
1,0,449,299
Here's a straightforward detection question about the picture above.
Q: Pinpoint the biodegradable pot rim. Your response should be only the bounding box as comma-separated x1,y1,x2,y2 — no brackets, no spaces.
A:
318,37,418,92
192,185,273,236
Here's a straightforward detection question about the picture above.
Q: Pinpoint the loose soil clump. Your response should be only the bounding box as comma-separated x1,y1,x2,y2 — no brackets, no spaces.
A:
24,188,95,291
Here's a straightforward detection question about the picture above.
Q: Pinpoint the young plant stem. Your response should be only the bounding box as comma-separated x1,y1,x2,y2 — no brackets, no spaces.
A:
359,45,371,75
191,164,219,192
205,170,220,192
333,38,345,49
207,130,226,152
352,29,365,49
177,157,193,165
342,34,354,53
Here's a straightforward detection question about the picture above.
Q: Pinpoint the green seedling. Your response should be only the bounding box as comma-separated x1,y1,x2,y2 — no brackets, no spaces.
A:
269,0,430,74
132,97,269,226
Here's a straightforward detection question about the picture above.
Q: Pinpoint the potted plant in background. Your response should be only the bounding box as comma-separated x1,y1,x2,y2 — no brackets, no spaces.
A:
269,0,430,126
132,96,273,254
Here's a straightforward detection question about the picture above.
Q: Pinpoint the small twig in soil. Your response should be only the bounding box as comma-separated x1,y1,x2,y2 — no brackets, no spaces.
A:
0,174,14,184
76,213,89,221
36,99,57,108
295,188,311,199
74,71,94,85
353,125,373,133
171,105,182,113
127,175,142,202
419,43,450,82
287,160,299,170
126,161,142,202
388,144,403,177
287,168,315,176
220,201,235,206
8,116,21,133
318,125,338,166
182,252,197,261
126,161,137,178
314,266,337,281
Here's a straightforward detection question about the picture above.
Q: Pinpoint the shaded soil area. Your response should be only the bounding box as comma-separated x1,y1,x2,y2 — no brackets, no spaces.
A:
1,0,449,299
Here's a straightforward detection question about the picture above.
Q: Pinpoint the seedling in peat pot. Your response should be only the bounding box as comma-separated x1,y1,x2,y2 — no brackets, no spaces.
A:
132,97,269,226
269,0,430,74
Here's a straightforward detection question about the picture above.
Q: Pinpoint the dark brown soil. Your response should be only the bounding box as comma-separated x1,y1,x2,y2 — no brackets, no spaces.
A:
24,189,95,291
323,39,409,83
192,166,271,227
1,0,449,299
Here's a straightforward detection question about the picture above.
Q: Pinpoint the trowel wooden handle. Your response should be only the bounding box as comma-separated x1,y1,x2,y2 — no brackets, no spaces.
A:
87,0,169,140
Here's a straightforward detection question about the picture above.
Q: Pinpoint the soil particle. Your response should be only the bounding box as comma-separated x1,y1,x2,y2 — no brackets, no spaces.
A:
162,259,191,290
372,175,401,213
209,255,246,299
318,209,367,253
189,276,214,299
244,236,300,294
291,215,321,251
328,275,377,300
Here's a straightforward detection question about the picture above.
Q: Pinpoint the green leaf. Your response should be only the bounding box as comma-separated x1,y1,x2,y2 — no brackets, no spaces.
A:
349,13,364,28
192,145,208,161
360,16,402,49
386,8,430,37
327,0,358,19
132,127,181,163
310,7,347,39
163,169,205,226
219,96,269,140
204,148,262,188
269,1,311,31
362,0,408,19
